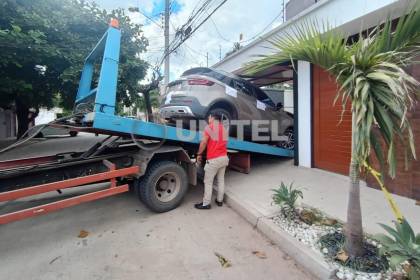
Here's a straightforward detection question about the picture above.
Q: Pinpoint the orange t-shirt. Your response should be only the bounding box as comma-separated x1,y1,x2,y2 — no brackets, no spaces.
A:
204,122,227,160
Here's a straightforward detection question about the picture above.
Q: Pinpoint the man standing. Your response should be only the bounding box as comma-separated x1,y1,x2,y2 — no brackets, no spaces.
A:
195,113,229,209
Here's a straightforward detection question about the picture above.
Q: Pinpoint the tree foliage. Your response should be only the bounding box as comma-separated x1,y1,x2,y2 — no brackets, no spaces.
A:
0,0,149,136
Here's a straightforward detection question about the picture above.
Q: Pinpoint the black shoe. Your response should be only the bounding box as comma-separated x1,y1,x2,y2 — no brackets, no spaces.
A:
215,198,223,207
195,203,211,210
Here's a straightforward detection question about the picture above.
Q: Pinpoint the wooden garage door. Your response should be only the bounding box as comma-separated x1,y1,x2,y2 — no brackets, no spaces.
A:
313,65,351,175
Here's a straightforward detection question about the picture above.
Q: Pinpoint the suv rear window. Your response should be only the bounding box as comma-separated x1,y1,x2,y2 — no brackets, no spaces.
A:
183,67,232,86
182,67,275,106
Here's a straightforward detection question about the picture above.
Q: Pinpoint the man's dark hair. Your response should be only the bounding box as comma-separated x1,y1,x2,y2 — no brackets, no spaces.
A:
210,112,223,121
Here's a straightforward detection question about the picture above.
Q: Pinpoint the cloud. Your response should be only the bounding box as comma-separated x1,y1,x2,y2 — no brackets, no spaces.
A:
91,0,286,81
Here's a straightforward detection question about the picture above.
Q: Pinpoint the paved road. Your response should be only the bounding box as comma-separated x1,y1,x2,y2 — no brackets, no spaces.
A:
0,186,313,280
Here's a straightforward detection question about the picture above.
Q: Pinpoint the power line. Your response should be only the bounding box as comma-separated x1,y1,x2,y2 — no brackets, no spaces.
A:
181,45,205,65
132,0,163,28
165,0,215,54
164,0,170,85
159,0,228,66
209,17,234,43
147,48,165,51
241,11,283,43
147,34,174,39
183,42,207,58
140,10,162,28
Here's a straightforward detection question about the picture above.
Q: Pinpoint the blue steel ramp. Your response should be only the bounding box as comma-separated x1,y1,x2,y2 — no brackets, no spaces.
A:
93,112,294,157
73,22,293,158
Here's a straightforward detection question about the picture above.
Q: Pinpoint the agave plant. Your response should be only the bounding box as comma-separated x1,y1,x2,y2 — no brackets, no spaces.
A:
248,3,420,257
375,219,420,279
272,182,303,219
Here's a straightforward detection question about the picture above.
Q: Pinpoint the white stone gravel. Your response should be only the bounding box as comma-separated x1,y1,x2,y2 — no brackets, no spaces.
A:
271,208,404,280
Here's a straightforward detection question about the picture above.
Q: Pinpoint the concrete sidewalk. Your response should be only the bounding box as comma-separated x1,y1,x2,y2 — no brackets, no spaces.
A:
224,156,419,234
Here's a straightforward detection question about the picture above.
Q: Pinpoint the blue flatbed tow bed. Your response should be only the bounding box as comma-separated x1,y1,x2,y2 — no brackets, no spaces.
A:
74,20,293,158
0,19,293,224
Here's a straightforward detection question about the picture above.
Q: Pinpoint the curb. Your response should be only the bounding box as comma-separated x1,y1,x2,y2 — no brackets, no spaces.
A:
224,190,334,280
224,191,262,226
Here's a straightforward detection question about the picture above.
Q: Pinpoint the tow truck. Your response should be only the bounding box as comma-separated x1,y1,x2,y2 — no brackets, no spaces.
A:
0,20,293,224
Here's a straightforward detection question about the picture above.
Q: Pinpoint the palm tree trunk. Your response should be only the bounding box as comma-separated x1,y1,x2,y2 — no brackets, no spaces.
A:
344,159,364,256
344,113,364,257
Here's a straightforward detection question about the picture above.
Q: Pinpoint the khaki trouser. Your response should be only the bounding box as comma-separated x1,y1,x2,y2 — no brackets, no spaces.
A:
203,155,229,205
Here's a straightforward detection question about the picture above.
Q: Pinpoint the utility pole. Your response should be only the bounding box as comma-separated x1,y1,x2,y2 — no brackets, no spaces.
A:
206,52,209,67
164,0,170,85
281,0,286,23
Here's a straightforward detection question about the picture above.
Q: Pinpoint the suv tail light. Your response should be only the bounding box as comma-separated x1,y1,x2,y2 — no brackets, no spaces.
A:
187,78,214,86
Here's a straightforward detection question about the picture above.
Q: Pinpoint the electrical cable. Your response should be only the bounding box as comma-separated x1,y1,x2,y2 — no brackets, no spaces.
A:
180,45,205,65
209,17,234,43
183,42,207,58
240,11,283,43
162,0,215,61
159,0,227,65
134,0,163,28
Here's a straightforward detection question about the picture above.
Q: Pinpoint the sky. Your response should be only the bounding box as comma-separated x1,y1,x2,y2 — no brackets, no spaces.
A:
90,0,286,82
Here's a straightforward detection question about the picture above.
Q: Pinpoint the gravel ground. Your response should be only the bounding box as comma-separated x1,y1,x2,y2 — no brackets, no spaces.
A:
272,209,405,280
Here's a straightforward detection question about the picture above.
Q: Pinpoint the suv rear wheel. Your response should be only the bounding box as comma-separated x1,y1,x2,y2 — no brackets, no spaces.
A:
206,108,233,135
278,128,294,150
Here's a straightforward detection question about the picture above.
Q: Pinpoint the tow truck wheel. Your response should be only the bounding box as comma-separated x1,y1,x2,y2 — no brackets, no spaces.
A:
137,160,188,213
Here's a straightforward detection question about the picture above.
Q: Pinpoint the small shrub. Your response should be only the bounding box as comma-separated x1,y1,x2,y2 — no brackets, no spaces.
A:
272,182,303,220
375,219,420,279
299,209,319,225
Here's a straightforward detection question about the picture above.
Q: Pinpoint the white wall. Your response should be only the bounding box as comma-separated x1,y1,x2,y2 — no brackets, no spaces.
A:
283,89,294,114
0,109,17,139
35,108,63,125
297,61,311,168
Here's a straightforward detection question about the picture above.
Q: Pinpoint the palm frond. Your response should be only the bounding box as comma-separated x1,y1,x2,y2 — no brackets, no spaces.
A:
245,20,349,75
247,2,420,178
372,1,420,58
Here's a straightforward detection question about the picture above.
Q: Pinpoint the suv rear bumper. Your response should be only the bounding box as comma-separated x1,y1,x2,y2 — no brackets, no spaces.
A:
159,96,208,119
159,105,196,118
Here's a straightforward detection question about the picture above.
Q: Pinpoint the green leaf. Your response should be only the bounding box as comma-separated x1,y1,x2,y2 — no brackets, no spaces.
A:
380,223,405,244
400,219,416,243
271,182,303,219
11,24,21,33
389,255,408,269
374,234,395,247
408,266,420,280
23,83,33,90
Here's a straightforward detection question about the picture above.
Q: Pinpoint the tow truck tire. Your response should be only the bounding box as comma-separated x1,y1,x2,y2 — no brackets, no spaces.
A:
138,160,188,213
69,131,78,137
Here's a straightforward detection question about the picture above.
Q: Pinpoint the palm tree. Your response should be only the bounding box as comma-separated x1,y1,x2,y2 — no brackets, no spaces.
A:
247,4,420,257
